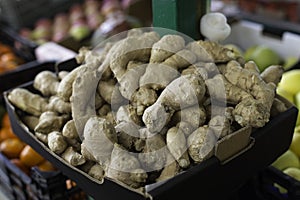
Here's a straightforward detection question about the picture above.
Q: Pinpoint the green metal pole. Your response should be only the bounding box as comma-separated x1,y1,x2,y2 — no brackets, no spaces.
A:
152,0,211,40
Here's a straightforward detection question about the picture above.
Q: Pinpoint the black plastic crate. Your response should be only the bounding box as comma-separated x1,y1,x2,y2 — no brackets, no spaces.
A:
0,23,37,62
0,152,31,200
0,152,87,200
233,166,300,200
0,156,14,200
30,167,88,200
256,166,300,200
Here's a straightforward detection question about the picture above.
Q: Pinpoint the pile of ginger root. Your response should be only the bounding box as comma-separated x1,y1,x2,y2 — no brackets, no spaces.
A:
7,29,288,192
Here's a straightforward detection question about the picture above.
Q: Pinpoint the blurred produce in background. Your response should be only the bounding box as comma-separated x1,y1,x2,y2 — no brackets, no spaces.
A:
0,42,24,74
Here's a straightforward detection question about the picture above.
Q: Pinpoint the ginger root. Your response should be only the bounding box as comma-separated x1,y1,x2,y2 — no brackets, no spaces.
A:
8,88,48,116
107,144,147,188
156,159,181,182
62,120,81,151
187,40,237,63
131,86,158,116
260,65,284,85
61,146,86,166
139,63,179,90
21,115,39,131
187,126,217,163
162,49,197,70
33,71,60,96
209,115,232,138
166,127,190,168
171,105,206,131
138,133,169,171
82,117,117,166
150,34,185,63
34,111,69,134
97,79,124,105
8,29,290,191
118,65,146,100
143,74,206,133
271,98,288,117
176,121,194,137
115,121,142,151
47,131,68,154
57,66,85,102
88,164,105,182
218,60,276,127
205,74,252,105
115,105,142,126
47,96,71,114
107,31,160,81
62,120,79,140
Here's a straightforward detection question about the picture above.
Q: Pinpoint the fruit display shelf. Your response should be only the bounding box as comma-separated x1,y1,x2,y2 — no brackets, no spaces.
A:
2,58,299,200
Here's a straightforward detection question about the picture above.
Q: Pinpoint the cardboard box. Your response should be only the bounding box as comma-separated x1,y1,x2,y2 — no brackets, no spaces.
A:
3,58,298,199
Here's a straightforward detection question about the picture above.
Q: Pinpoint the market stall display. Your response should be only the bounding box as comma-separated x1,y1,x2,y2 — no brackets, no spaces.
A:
3,25,298,199
0,1,300,199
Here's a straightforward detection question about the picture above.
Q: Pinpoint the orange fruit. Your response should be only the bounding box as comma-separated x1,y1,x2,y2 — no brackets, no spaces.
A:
1,53,17,63
20,145,45,167
0,138,25,159
3,61,18,71
37,160,56,171
0,66,5,74
0,44,12,55
1,113,11,128
66,179,77,189
10,158,30,175
0,127,17,141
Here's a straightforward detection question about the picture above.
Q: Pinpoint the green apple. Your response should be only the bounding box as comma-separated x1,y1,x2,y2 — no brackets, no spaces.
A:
272,149,300,171
31,28,51,40
283,56,298,71
244,45,258,61
284,167,300,181
276,87,294,104
295,91,300,108
294,91,300,126
69,24,91,41
290,133,300,158
294,125,300,134
296,113,300,126
278,69,300,95
244,45,281,72
278,69,300,96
